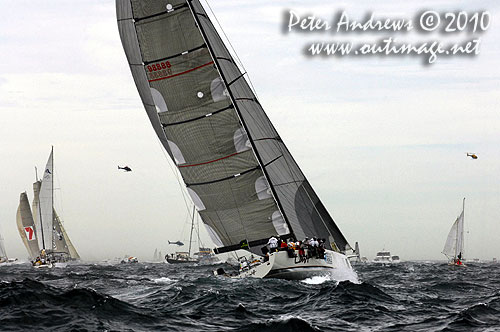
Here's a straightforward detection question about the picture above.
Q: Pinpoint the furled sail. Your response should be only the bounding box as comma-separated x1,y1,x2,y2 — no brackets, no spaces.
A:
39,148,54,251
442,200,465,259
116,0,350,253
16,192,40,260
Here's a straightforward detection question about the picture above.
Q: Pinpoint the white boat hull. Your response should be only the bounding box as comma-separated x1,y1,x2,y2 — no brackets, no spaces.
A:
229,250,355,281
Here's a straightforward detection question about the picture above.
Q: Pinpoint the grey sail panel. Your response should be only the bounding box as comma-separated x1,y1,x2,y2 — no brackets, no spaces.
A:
116,0,175,161
190,0,350,251
116,0,285,247
16,192,40,260
54,214,80,259
52,210,70,255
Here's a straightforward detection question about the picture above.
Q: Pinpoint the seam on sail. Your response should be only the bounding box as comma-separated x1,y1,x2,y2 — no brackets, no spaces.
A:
144,44,207,65
254,137,282,142
148,61,214,82
162,105,233,127
179,151,241,168
216,56,233,63
234,97,259,103
227,72,246,86
134,4,189,23
263,155,283,167
273,180,303,187
186,166,260,187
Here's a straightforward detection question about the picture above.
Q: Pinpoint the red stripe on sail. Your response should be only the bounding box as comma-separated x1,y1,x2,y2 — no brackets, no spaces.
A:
179,152,240,168
148,61,214,82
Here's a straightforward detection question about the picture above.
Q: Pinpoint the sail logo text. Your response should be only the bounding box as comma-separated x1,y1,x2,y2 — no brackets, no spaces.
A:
147,61,172,73
146,61,173,81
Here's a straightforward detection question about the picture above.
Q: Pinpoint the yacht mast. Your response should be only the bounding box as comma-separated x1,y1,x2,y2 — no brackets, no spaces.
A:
188,204,196,257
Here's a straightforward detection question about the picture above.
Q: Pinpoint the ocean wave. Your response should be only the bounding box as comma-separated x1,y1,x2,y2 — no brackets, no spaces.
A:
0,278,160,331
0,261,499,331
236,315,319,332
152,277,175,284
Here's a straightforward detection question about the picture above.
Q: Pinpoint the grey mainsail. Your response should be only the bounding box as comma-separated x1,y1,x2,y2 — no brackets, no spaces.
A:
16,192,40,260
116,0,350,253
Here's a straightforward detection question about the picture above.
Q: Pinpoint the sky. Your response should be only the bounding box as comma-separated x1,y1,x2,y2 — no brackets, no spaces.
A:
0,0,499,262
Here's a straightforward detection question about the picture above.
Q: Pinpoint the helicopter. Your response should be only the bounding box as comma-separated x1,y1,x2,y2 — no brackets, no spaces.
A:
118,166,132,172
466,153,478,160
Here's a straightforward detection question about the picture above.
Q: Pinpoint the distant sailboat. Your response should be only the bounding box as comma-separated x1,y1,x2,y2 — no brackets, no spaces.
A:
442,198,466,267
165,205,218,264
18,147,80,267
0,232,8,264
116,0,355,280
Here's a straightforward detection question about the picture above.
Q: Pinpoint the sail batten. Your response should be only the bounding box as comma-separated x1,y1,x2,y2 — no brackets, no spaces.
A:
116,0,350,252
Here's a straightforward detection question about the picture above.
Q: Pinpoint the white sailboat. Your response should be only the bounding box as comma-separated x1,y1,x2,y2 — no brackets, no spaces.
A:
116,0,356,280
18,147,80,267
0,232,8,264
442,198,466,267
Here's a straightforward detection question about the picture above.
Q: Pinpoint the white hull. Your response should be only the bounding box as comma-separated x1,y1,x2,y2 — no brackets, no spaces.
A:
229,250,356,281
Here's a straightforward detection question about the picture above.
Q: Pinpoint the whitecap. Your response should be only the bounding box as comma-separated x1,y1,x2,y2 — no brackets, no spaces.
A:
153,277,174,284
301,275,335,285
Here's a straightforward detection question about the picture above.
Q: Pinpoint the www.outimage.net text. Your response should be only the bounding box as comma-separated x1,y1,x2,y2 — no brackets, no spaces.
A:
284,10,490,64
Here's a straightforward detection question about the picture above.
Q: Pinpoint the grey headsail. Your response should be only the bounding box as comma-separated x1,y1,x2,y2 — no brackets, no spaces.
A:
55,212,80,260
116,0,350,253
16,192,40,260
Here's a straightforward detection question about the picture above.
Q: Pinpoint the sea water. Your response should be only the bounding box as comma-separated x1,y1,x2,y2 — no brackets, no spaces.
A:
0,261,499,331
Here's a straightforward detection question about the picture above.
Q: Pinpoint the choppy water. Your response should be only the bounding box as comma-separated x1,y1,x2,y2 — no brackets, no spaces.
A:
1,261,499,331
